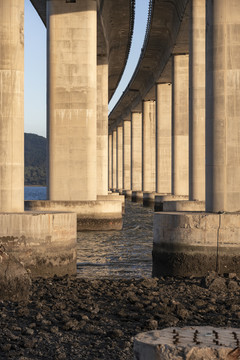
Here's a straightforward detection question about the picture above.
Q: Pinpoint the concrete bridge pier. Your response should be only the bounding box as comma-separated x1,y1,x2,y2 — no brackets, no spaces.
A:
116,123,123,193
112,129,117,191
153,0,240,276
27,0,122,230
172,54,189,198
108,133,113,190
96,56,125,210
131,112,143,203
122,119,131,199
161,0,206,213
153,83,173,210
97,56,108,197
155,55,189,211
0,0,77,282
142,100,156,208
156,83,172,196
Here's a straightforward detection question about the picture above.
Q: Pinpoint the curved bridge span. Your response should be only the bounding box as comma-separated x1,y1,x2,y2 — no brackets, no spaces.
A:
108,0,240,277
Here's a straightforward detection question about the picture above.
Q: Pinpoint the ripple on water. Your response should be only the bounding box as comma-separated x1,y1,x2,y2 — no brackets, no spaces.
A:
77,200,153,279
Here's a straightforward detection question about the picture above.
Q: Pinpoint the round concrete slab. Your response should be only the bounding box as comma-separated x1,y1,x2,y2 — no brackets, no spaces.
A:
134,326,240,360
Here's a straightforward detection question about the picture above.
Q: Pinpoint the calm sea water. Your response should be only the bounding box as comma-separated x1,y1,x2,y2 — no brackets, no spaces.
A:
24,186,47,200
24,187,153,279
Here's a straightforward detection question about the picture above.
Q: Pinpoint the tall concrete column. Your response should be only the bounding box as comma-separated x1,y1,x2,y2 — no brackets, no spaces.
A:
108,133,113,190
97,56,108,195
131,112,142,191
142,101,156,192
172,55,189,196
47,0,97,201
189,0,206,202
156,83,172,194
206,0,240,212
112,129,117,190
0,0,24,212
117,124,123,190
123,120,131,190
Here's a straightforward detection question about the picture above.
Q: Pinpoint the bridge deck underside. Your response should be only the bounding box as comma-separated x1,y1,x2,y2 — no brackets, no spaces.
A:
30,0,133,101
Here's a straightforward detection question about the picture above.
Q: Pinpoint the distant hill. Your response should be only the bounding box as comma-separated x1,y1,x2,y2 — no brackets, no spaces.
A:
24,133,47,186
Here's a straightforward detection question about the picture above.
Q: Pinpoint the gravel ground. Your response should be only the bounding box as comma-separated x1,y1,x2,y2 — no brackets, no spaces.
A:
0,272,240,359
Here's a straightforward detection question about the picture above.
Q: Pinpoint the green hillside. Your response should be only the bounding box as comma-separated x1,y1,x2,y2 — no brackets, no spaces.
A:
24,133,47,186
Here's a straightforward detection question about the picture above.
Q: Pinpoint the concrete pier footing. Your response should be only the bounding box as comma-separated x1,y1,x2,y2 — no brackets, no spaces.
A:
154,195,188,211
134,327,240,360
0,212,77,278
132,191,144,203
25,200,122,231
162,200,205,212
153,212,240,277
97,194,125,213
122,190,132,200
143,192,158,208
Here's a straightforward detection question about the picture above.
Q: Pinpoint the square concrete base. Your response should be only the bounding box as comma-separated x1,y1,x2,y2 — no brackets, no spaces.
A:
25,200,123,231
132,191,144,203
0,211,77,278
122,190,133,200
153,211,240,277
154,195,188,211
97,193,125,213
143,192,158,208
163,200,205,212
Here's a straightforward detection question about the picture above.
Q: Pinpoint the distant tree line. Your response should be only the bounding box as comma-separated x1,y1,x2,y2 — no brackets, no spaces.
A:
24,133,47,186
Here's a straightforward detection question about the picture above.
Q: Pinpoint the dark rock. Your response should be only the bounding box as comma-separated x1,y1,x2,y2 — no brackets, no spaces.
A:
146,319,158,330
208,277,227,291
202,271,218,287
227,280,239,291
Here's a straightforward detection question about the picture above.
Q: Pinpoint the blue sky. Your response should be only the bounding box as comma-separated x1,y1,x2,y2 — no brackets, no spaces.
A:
24,0,149,137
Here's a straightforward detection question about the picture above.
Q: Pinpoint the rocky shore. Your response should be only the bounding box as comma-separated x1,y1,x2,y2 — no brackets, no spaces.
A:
0,272,240,359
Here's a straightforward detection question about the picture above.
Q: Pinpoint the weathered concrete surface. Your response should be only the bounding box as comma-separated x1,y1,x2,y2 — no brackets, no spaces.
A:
97,56,108,196
47,0,97,201
0,249,31,301
206,0,240,213
108,133,113,190
0,0,24,212
154,195,188,211
163,200,205,212
131,112,142,191
153,212,240,277
123,120,131,190
156,83,172,195
142,101,156,192
112,129,117,190
97,193,125,213
25,200,122,231
189,0,206,202
172,54,189,197
0,212,77,278
117,124,123,191
134,327,240,360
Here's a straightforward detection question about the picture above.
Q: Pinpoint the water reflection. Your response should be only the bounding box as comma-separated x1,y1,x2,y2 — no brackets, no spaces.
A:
77,201,153,279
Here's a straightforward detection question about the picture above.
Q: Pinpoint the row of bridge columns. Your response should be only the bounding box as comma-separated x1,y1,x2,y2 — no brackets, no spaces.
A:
0,0,123,281
109,0,240,276
1,0,113,211
109,0,240,213
109,54,193,202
